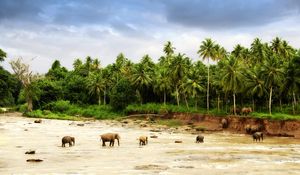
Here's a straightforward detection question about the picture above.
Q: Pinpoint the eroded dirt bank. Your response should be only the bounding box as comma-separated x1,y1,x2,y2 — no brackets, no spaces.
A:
1,112,300,174
160,113,300,138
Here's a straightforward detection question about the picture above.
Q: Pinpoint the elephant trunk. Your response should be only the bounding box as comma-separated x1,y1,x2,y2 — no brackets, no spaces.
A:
117,139,120,146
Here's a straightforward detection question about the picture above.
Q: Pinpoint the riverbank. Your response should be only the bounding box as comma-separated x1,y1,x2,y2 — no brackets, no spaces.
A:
12,108,300,139
1,112,300,174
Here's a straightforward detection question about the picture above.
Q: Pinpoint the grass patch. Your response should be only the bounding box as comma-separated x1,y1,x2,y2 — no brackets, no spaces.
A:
125,103,226,116
42,100,123,120
156,119,183,127
25,110,83,120
250,112,300,120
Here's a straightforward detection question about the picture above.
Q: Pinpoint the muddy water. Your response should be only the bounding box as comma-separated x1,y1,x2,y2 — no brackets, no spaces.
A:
1,113,300,175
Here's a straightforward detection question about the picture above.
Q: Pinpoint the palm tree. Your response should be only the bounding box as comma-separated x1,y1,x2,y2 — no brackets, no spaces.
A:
181,77,204,110
232,44,245,60
198,38,217,112
243,66,266,111
73,59,83,70
130,62,152,104
163,41,175,57
251,38,267,64
260,56,284,115
271,37,283,55
154,67,172,105
282,56,300,114
169,53,189,106
214,44,227,60
221,56,244,115
87,72,105,105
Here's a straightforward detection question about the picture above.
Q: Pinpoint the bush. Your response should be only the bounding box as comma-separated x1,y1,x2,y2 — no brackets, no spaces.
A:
44,100,71,112
18,103,28,113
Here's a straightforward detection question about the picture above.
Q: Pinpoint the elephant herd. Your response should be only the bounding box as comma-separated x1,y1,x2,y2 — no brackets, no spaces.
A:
61,126,263,148
61,133,205,147
222,118,264,142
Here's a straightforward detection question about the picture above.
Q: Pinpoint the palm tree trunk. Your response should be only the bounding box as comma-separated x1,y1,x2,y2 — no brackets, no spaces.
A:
293,91,296,115
217,95,220,112
176,86,180,106
195,94,198,110
207,59,210,112
27,96,33,112
98,94,101,106
233,92,236,115
184,94,189,109
279,98,282,112
252,97,255,112
164,90,166,105
269,86,273,115
139,90,143,105
103,90,106,105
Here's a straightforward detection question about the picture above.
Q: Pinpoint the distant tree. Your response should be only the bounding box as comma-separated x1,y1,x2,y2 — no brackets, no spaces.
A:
87,72,105,105
198,38,217,112
10,58,38,111
221,56,244,115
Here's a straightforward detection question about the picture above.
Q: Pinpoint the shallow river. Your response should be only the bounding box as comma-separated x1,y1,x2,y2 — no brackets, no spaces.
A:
1,113,300,175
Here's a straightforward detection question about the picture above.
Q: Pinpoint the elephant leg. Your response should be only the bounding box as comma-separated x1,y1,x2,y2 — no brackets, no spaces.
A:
62,143,65,147
111,140,115,146
102,141,106,146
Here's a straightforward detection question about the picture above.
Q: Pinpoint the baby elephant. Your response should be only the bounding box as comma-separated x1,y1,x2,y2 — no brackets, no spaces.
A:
100,133,120,147
196,135,204,143
253,132,264,142
62,136,75,147
139,136,148,146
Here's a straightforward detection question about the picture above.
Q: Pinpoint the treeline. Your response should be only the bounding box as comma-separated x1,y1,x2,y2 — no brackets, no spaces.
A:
1,37,300,116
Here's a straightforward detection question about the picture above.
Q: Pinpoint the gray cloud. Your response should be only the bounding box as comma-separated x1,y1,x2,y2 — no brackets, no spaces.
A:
162,0,300,29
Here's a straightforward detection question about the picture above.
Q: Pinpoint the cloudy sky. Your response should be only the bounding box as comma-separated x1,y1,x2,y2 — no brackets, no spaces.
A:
1,0,300,73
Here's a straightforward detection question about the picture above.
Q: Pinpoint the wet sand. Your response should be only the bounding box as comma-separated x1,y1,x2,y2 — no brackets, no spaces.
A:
1,113,300,174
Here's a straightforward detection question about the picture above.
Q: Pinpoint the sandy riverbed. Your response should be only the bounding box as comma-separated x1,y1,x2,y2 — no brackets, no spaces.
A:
0,113,300,174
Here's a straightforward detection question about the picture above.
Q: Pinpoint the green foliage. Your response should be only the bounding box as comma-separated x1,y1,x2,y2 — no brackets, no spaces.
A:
251,112,300,120
110,78,136,110
42,100,122,119
156,119,183,127
0,48,6,62
0,66,20,106
125,103,225,115
44,100,71,112
18,103,28,113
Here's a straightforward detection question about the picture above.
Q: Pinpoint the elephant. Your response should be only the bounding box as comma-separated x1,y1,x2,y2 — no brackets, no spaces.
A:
242,107,252,115
139,136,148,146
245,124,264,134
230,107,241,115
221,118,228,129
100,133,120,147
196,135,204,143
253,132,264,142
62,136,75,147
245,124,252,134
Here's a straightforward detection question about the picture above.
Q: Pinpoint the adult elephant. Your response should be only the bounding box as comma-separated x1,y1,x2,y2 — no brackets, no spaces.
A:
242,107,252,115
100,133,120,147
221,118,229,129
253,132,263,142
